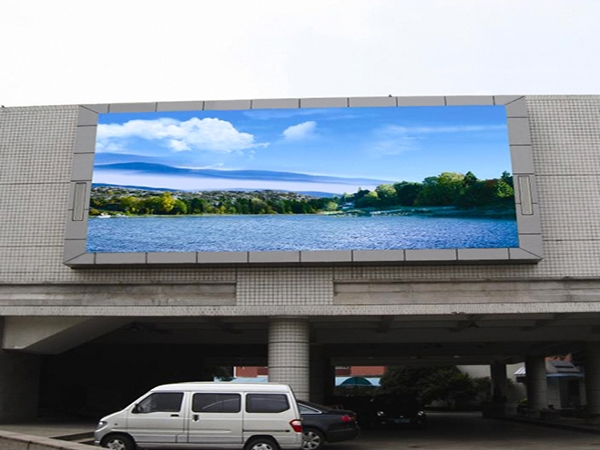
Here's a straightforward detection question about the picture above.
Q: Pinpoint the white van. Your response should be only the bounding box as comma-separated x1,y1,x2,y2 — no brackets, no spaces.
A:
94,382,303,450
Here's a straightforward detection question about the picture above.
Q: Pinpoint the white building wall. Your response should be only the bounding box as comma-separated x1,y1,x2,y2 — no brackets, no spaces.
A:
0,96,600,311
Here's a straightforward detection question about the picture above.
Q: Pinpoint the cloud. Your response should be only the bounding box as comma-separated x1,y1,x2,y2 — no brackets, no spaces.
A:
282,121,318,141
383,124,506,135
95,140,126,153
367,123,506,156
367,124,418,156
97,117,268,153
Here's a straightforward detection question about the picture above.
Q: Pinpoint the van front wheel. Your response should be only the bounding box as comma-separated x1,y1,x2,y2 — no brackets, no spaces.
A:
245,437,279,450
101,434,135,450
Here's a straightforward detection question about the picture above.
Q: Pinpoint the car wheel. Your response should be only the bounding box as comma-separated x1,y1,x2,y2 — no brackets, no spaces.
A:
303,428,325,450
245,437,279,450
100,434,135,450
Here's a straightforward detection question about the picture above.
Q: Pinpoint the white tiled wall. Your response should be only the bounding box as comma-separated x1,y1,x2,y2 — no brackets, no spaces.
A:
268,318,310,400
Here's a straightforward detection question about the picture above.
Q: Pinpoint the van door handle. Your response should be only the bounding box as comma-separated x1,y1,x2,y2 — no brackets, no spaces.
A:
171,414,179,417
193,414,199,422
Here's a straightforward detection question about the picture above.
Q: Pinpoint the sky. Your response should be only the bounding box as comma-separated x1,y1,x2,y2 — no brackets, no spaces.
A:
1,0,600,107
93,105,509,193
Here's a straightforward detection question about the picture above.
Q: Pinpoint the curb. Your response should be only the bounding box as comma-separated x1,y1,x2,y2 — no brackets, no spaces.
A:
495,415,600,435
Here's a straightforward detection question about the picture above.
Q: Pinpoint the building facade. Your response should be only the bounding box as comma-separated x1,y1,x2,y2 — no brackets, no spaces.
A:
1,95,600,422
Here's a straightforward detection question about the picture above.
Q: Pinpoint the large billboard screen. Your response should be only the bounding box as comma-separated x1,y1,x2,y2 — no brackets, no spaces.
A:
86,105,517,253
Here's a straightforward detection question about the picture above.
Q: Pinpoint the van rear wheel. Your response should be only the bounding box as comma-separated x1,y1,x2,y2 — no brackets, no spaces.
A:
101,434,135,450
245,437,279,450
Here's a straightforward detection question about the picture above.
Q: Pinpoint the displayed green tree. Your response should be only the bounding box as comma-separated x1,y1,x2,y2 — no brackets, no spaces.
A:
355,190,380,208
416,172,464,206
89,170,515,217
393,181,423,206
375,184,397,207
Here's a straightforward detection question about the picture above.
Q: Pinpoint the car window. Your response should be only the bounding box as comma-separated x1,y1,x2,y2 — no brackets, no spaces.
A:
299,404,320,414
193,393,241,413
135,392,183,413
246,394,290,413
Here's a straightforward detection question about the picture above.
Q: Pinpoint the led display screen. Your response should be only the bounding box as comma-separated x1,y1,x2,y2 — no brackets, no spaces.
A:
86,105,517,253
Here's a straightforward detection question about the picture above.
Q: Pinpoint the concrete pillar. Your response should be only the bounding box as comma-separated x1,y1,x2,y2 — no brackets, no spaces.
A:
269,317,309,400
324,363,336,401
525,355,548,414
310,345,327,404
490,362,508,403
481,362,509,418
584,342,600,418
0,350,41,422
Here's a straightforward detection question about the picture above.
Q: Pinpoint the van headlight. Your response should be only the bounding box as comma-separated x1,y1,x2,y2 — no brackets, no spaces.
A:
96,420,108,430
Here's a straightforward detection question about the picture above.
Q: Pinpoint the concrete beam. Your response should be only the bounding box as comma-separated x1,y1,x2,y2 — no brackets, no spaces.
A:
2,317,130,354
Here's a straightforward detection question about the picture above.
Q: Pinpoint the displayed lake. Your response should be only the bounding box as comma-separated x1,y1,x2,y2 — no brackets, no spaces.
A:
86,214,519,253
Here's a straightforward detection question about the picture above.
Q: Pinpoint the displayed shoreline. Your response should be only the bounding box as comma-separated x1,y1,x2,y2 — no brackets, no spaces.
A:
90,205,516,220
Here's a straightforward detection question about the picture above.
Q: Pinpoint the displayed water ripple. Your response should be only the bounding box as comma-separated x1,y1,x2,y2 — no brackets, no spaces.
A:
87,215,519,253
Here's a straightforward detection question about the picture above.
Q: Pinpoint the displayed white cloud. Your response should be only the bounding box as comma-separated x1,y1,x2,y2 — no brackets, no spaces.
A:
95,140,125,153
282,121,318,141
368,123,506,156
97,117,267,153
368,125,419,156
383,124,506,135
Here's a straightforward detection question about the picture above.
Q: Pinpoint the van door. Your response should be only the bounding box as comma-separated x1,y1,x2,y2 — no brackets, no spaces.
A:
188,392,243,445
244,393,297,446
127,391,186,445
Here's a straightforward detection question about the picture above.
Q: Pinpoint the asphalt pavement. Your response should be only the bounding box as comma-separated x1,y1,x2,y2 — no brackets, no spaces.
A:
2,411,600,449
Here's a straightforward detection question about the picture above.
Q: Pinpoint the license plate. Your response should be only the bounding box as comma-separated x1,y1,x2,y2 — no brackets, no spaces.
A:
393,418,411,424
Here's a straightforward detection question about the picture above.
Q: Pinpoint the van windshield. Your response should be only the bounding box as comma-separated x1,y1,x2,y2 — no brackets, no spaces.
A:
135,392,183,413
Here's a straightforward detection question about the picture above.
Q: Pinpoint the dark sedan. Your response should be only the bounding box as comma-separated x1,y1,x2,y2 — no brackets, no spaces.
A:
368,395,428,429
298,400,360,450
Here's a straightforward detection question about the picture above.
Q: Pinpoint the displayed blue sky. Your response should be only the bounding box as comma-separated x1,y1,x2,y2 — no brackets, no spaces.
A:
94,105,510,194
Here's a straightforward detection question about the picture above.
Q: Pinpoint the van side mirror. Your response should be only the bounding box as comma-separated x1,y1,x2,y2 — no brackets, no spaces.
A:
132,404,140,414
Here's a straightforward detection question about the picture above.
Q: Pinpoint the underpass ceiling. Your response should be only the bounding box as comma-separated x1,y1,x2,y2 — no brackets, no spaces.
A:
86,312,600,365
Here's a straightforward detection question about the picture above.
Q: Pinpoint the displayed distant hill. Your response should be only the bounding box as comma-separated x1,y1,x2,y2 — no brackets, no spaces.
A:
93,161,391,187
93,153,164,165
92,183,338,198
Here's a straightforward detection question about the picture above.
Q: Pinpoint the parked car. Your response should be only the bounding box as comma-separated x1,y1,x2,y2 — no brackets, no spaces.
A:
368,395,428,429
297,400,359,450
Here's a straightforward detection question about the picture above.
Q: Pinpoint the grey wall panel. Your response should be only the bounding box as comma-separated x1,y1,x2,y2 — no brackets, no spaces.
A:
109,102,156,113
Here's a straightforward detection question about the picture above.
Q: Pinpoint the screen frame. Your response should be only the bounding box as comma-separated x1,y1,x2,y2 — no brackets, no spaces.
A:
64,95,542,267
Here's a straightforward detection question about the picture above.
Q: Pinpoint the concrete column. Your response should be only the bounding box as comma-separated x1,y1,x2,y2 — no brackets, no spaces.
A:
324,363,336,401
310,345,327,404
0,350,41,422
525,355,548,414
490,362,508,402
584,342,600,418
269,317,310,400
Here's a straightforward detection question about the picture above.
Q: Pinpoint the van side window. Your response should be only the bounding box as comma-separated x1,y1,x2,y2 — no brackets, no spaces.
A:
135,392,183,413
246,394,290,413
193,393,241,413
